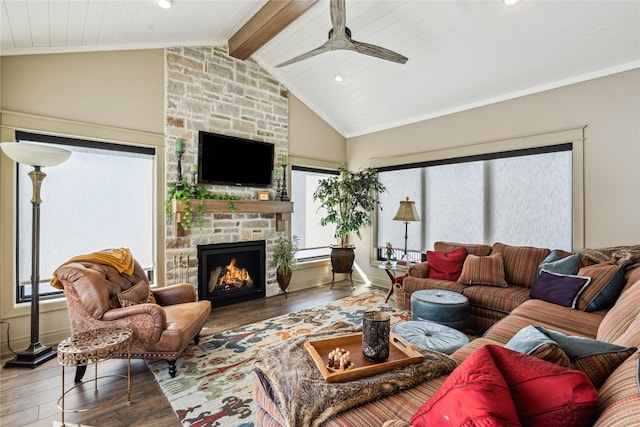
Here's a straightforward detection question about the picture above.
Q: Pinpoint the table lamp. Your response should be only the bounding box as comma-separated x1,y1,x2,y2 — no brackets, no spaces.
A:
392,196,420,260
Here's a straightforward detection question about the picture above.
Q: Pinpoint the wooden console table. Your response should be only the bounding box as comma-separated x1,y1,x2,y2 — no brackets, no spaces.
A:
171,199,294,236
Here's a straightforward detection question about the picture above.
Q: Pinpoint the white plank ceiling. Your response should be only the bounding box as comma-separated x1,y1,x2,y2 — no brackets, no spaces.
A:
1,0,639,137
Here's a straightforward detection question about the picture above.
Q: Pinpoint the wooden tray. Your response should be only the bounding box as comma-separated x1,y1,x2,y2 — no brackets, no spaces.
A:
304,332,423,383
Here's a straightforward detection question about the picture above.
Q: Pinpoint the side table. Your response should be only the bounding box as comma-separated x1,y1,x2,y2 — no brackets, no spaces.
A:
379,262,409,303
57,327,133,427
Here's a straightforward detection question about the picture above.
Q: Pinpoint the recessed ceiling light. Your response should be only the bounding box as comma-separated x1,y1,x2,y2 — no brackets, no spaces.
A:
503,0,523,6
158,0,173,9
334,74,345,82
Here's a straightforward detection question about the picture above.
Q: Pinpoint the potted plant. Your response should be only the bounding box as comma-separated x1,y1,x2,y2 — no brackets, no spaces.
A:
165,182,242,232
313,164,386,283
271,235,300,297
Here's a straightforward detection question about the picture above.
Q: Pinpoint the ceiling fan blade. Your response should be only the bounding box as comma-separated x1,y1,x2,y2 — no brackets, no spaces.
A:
276,43,333,67
330,0,347,35
350,40,408,64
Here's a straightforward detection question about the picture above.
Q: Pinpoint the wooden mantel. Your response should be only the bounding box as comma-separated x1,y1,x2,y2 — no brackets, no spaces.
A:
171,199,294,235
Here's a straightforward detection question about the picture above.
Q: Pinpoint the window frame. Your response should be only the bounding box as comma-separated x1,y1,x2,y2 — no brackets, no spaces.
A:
369,126,586,261
13,131,156,303
290,165,339,262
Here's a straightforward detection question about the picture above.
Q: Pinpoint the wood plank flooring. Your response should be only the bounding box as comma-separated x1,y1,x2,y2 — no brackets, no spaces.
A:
0,281,370,427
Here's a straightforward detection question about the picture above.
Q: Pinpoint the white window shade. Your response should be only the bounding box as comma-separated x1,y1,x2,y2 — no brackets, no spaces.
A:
18,143,154,295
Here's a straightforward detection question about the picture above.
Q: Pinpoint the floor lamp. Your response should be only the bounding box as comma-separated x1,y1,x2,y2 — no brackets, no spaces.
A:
392,196,420,260
1,142,71,368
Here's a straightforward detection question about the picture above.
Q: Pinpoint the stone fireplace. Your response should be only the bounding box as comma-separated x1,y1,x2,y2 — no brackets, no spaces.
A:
164,45,290,300
197,241,266,307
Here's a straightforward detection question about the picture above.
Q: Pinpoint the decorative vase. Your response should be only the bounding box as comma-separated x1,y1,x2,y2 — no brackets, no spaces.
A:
362,311,390,361
276,266,292,298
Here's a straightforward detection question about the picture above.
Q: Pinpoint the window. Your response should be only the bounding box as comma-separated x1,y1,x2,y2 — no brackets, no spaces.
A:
377,144,573,260
15,132,155,302
290,166,338,261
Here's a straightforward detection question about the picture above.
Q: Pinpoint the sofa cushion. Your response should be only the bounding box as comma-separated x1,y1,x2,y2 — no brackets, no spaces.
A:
412,345,599,427
597,275,640,344
458,253,508,287
536,250,580,278
575,262,626,312
434,241,492,257
118,280,156,307
463,285,531,314
530,270,591,308
426,247,467,280
492,242,551,288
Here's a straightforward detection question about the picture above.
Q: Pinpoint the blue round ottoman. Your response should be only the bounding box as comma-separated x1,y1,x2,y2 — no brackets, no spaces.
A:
411,289,469,331
391,321,469,355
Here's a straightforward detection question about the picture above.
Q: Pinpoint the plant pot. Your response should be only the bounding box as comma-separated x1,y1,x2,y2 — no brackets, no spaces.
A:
276,266,292,298
330,247,355,289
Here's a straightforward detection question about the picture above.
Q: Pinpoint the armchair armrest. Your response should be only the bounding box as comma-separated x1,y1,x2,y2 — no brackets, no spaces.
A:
408,261,429,278
152,283,197,306
102,304,167,341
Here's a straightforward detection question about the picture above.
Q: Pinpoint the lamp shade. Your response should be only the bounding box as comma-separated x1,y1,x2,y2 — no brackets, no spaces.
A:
393,196,420,222
0,142,71,167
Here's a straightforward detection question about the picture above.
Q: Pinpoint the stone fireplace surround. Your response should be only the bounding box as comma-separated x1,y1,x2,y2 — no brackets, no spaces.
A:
164,45,289,299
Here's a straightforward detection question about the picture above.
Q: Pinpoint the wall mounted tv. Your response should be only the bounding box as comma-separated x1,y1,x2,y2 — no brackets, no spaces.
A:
198,131,274,188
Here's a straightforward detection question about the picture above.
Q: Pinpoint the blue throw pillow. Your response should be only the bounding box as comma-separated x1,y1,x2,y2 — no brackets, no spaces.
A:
530,270,591,308
536,250,580,278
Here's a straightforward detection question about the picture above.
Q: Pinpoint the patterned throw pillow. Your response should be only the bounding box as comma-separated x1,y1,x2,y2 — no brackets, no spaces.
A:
117,280,156,307
457,253,508,287
508,326,637,389
575,262,626,312
506,325,571,367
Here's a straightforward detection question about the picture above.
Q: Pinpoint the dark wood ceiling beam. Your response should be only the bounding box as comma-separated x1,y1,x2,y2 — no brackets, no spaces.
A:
229,0,318,60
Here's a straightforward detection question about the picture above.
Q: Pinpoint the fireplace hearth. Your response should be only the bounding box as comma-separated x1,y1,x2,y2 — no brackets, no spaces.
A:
197,240,266,307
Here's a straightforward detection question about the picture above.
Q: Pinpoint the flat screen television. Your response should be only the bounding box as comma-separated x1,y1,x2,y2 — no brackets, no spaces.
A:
198,131,274,188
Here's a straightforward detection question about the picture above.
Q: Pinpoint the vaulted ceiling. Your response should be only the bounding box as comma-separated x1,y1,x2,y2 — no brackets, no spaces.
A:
1,0,639,137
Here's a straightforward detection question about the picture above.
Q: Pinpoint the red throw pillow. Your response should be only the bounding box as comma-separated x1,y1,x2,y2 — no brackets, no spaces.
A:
411,345,599,427
426,247,467,281
482,345,599,427
411,345,521,427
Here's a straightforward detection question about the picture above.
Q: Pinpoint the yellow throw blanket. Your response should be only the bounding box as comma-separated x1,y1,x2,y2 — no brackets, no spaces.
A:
50,247,134,289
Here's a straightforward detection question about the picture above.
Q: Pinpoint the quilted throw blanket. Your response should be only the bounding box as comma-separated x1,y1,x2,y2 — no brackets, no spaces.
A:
253,322,457,427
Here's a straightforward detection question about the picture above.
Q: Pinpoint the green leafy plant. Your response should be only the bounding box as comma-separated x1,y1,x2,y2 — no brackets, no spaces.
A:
165,181,243,231
313,164,386,247
270,235,300,274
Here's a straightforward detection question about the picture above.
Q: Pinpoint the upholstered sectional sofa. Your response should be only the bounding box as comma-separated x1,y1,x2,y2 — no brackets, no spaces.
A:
253,243,640,426
398,241,614,332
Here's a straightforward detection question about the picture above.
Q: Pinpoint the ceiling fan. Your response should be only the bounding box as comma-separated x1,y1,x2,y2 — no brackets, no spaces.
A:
277,0,408,67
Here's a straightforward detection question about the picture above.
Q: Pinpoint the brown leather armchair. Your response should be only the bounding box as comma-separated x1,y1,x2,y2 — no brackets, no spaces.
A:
54,254,211,379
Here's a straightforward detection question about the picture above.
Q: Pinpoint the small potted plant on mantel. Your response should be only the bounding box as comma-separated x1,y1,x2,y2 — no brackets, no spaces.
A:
313,164,386,286
271,235,300,298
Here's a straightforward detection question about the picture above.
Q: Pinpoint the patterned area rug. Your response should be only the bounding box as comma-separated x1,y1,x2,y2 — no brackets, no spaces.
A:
147,288,409,427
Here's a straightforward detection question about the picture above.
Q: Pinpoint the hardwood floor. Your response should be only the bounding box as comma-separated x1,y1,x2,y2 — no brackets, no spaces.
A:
0,281,371,427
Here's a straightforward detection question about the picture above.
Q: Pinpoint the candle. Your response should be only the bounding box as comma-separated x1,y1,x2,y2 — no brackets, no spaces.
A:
191,163,197,173
275,170,282,180
281,154,288,166
175,138,184,153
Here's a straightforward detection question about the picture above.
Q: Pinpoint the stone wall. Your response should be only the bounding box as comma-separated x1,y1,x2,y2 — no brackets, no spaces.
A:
164,45,289,297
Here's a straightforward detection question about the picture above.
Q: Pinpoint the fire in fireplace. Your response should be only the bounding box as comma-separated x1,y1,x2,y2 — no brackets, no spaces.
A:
197,240,266,307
